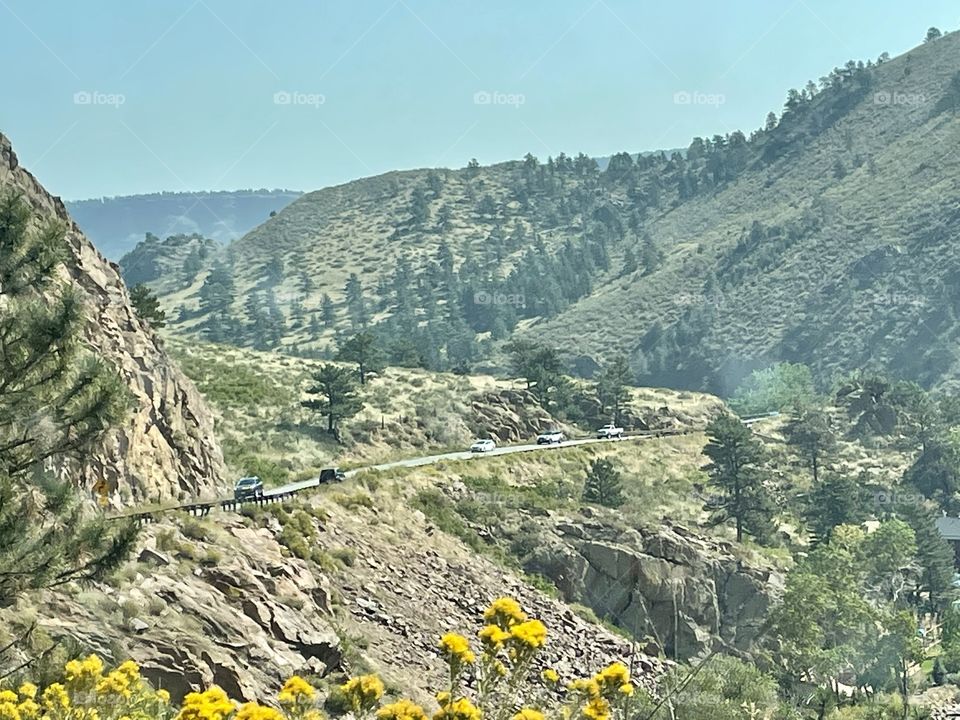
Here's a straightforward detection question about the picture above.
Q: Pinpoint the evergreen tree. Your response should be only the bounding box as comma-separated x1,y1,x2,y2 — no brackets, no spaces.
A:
321,293,336,327
702,414,776,543
129,283,166,328
639,234,663,275
784,407,836,483
581,458,625,508
337,331,384,385
300,364,362,438
596,355,632,426
803,473,868,543
198,261,234,316
0,192,138,618
344,273,368,328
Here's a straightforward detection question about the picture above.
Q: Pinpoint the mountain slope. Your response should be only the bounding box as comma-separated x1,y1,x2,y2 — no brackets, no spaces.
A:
67,189,301,260
527,31,960,394
0,132,225,503
142,32,960,393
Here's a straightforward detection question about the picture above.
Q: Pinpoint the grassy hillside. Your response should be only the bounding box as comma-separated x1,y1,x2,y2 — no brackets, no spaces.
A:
138,32,960,394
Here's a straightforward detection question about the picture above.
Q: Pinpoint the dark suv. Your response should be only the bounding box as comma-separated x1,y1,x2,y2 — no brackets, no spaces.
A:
233,476,264,500
319,467,347,483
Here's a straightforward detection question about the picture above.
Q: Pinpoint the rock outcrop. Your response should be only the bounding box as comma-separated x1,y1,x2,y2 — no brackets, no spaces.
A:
0,132,224,502
464,503,781,661
29,518,342,702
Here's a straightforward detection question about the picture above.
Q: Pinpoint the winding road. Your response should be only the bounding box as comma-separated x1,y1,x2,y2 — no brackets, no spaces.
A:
119,429,697,524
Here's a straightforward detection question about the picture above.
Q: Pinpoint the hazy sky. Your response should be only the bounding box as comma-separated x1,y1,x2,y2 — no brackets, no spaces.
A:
2,0,956,199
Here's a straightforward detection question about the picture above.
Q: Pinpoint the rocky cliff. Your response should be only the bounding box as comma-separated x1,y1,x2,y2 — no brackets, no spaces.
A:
0,132,224,502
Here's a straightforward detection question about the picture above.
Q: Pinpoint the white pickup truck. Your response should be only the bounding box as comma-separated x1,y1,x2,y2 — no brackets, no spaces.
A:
596,423,624,439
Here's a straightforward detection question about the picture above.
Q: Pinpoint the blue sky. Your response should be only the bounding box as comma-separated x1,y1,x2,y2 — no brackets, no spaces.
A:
2,0,956,199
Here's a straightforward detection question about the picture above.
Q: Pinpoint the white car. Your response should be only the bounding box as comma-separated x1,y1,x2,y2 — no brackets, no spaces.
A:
537,430,565,445
597,423,624,439
471,438,496,453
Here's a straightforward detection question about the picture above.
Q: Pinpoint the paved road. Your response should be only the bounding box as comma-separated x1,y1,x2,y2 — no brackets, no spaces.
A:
263,433,672,498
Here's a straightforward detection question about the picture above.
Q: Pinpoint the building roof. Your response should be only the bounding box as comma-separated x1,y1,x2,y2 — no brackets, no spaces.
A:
936,516,960,541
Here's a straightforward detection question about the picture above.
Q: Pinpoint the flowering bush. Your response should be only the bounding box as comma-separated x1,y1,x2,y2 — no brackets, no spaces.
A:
2,598,648,720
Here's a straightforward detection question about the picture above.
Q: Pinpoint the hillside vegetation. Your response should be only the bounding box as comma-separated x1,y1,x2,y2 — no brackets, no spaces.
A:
132,31,960,395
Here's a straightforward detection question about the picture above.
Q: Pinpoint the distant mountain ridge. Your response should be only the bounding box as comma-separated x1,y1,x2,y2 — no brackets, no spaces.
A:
67,189,302,260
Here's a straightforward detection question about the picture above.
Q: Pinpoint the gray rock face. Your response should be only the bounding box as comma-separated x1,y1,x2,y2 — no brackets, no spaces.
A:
0,133,225,502
527,521,780,660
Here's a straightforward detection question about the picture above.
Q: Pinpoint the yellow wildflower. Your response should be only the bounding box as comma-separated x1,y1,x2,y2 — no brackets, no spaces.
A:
582,698,610,720
512,710,543,720
16,701,38,720
0,698,19,720
157,689,171,704
340,675,384,714
176,686,236,720
377,699,429,720
16,686,35,702
432,697,482,720
0,694,16,706
618,684,634,697
483,598,527,628
439,634,475,666
435,692,451,707
510,620,547,650
278,675,316,704
235,702,285,720
477,625,511,651
596,663,629,689
493,661,507,677
541,669,560,684
568,678,601,699
41,684,69,712
97,670,133,698
65,655,104,688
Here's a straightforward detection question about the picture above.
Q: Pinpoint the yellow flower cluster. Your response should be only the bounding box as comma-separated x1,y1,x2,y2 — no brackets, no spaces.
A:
433,698,481,720
483,598,527,629
65,656,105,691
3,600,643,720
438,634,476,667
339,675,384,715
234,702,285,720
512,709,544,720
509,620,547,651
376,699,428,720
177,687,236,720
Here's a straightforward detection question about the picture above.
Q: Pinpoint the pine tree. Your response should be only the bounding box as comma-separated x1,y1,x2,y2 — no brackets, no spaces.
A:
596,355,633,426
702,414,776,543
784,407,836,483
582,458,625,508
0,192,138,618
300,364,362,438
803,473,868,543
321,293,336,327
337,331,384,385
129,283,166,329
